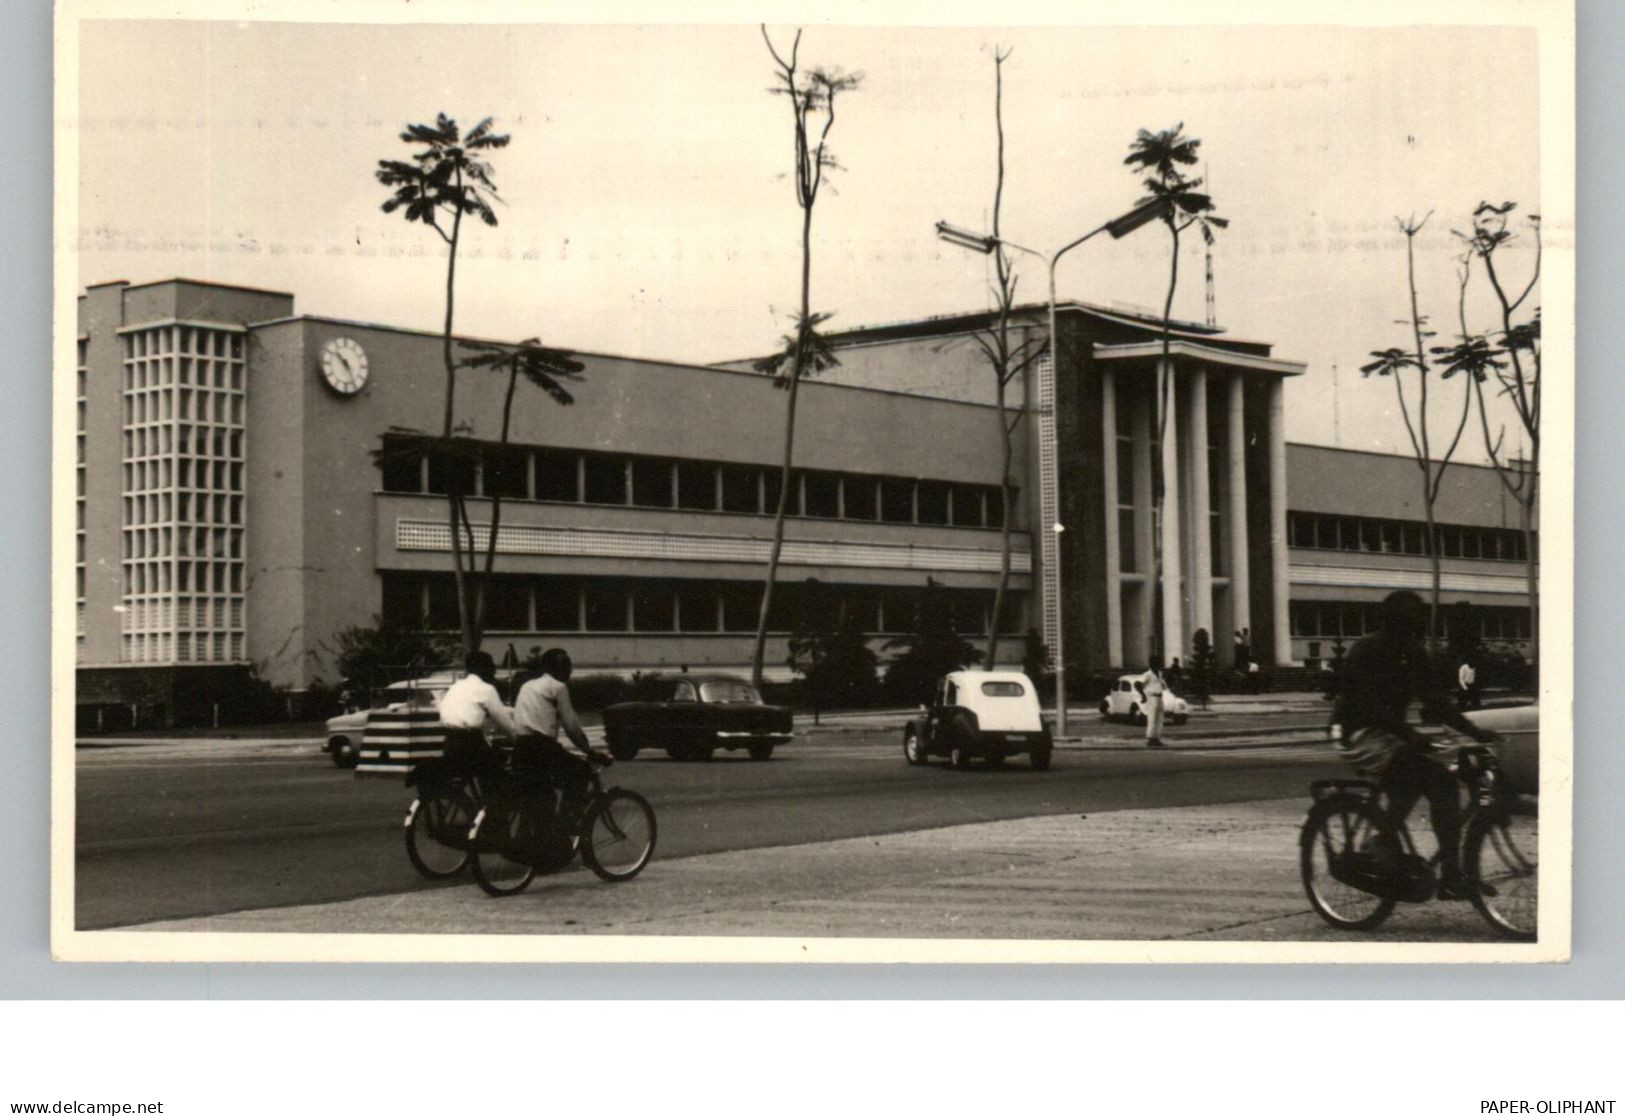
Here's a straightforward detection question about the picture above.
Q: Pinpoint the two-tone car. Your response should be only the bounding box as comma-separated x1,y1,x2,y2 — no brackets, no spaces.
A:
903,670,1052,770
323,673,458,768
1098,674,1191,726
602,675,794,762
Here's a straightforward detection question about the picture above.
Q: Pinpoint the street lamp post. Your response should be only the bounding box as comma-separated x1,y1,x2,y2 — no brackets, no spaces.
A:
935,197,1169,737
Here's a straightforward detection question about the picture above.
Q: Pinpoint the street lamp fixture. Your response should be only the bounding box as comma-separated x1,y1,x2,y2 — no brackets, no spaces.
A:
934,197,1172,737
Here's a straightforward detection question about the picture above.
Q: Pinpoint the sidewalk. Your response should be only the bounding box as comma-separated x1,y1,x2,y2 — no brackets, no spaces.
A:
126,796,1502,943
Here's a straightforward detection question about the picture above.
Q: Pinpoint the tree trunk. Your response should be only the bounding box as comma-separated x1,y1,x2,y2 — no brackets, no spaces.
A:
1149,221,1182,668
751,203,816,688
987,382,1013,668
441,196,475,657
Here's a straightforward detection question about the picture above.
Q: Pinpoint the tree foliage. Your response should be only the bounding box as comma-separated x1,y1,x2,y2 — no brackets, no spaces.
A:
882,579,983,704
786,579,880,710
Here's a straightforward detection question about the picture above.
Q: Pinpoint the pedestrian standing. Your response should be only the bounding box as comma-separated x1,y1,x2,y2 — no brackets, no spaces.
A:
1457,659,1479,712
1140,658,1168,749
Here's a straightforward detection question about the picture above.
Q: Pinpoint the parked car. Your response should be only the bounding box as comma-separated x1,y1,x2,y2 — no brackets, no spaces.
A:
602,675,794,762
903,670,1052,770
323,673,458,768
1464,703,1539,797
1098,674,1191,726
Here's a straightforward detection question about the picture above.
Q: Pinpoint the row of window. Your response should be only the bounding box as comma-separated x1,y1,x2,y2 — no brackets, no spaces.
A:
125,493,243,529
1289,600,1533,640
1287,511,1531,562
120,596,243,633
123,630,243,665
382,573,1025,637
380,438,1012,530
123,388,243,429
123,559,242,596
123,325,245,361
122,357,244,393
124,458,243,494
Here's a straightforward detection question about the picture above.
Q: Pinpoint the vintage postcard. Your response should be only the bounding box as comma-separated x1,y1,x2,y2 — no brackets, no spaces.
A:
52,0,1574,962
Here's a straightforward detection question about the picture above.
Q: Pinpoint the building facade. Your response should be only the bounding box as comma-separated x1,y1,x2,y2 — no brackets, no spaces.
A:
73,278,1534,713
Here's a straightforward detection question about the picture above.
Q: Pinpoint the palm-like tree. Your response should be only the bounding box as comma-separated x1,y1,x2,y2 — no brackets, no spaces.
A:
457,339,586,634
376,113,509,654
751,26,863,689
1124,123,1226,666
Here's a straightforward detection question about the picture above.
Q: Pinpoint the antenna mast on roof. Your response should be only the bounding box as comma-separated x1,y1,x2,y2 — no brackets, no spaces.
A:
1203,162,1217,328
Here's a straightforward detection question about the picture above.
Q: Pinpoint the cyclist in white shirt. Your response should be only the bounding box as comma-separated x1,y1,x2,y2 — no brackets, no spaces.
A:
438,652,516,777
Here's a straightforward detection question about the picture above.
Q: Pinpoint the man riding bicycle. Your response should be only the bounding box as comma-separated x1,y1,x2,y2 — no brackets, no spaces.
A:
513,648,610,823
1332,590,1500,900
437,651,516,782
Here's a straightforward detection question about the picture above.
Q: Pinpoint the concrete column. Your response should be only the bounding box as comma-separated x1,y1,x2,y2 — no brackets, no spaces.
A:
1100,366,1123,668
1226,376,1251,666
1158,358,1183,666
1267,377,1293,665
1188,368,1213,650
1131,382,1155,667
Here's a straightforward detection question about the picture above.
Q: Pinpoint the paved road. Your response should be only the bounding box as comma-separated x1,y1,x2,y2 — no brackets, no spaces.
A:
75,724,1339,930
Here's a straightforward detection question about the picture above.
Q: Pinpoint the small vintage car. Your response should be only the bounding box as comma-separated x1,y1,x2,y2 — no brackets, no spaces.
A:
602,675,794,762
1098,674,1191,726
903,670,1053,770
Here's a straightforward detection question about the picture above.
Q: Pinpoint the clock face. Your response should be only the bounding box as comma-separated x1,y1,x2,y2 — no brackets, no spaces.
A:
320,337,369,395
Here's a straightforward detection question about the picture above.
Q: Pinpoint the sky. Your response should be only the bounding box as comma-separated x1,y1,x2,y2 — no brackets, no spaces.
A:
70,18,1545,462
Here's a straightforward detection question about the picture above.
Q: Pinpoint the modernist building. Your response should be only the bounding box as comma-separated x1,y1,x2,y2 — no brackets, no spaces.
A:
73,278,1533,713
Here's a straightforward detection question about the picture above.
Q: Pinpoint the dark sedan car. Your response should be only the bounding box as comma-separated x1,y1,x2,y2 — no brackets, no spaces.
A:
602,675,794,762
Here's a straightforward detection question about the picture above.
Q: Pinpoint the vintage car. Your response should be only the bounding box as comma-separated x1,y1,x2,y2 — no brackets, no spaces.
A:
323,673,458,768
1098,674,1191,726
1464,703,1539,796
602,675,794,762
903,670,1052,770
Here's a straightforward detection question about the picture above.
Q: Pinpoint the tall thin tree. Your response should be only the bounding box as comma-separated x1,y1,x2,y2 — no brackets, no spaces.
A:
1450,201,1541,670
376,113,509,655
1359,213,1475,642
750,27,862,689
966,47,1048,669
1124,123,1226,666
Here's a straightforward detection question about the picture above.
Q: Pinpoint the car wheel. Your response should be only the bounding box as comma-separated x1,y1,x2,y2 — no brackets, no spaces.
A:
1099,701,1110,717
1030,748,1052,772
608,742,639,761
330,738,358,769
665,747,685,762
692,746,715,762
748,743,775,761
903,728,928,766
1130,704,1146,727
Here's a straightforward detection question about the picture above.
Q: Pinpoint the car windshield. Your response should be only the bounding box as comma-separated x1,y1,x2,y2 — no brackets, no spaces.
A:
980,682,1026,697
699,682,761,704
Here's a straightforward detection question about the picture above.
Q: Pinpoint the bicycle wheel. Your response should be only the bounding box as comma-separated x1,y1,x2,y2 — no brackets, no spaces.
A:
404,786,478,880
470,805,538,897
580,789,657,882
1465,801,1538,941
1300,794,1398,931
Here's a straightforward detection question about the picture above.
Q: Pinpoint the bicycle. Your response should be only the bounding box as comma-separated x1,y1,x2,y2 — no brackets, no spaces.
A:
1299,740,1537,941
401,745,507,880
467,753,657,898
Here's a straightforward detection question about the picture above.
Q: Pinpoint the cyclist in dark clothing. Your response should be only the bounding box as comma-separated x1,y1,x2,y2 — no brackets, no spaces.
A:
1331,590,1500,900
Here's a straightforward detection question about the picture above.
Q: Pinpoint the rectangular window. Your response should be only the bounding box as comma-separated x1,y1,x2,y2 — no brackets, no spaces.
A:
950,485,984,528
986,487,1006,529
1315,515,1339,549
720,583,758,632
583,584,628,631
483,579,530,630
427,450,475,497
1403,523,1424,555
535,579,580,631
765,580,803,632
632,585,676,632
677,461,717,510
1460,529,1481,560
880,588,916,633
916,482,949,526
631,459,674,508
720,465,760,514
535,449,579,502
803,472,840,519
426,577,460,630
1288,512,1312,548
1119,508,1137,572
1361,521,1383,552
952,592,986,636
676,585,718,632
880,478,914,523
1440,527,1461,558
583,454,627,505
481,448,528,500
1339,517,1362,551
843,477,877,521
1117,442,1135,507
763,469,801,517
843,590,880,634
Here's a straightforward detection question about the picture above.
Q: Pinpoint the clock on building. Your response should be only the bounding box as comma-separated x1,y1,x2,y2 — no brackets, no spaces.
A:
319,337,369,395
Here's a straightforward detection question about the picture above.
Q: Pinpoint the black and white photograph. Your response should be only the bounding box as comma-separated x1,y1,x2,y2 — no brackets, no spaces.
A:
52,0,1572,962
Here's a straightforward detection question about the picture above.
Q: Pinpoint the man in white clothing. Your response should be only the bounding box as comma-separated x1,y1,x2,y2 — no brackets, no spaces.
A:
1139,657,1168,749
438,651,516,777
